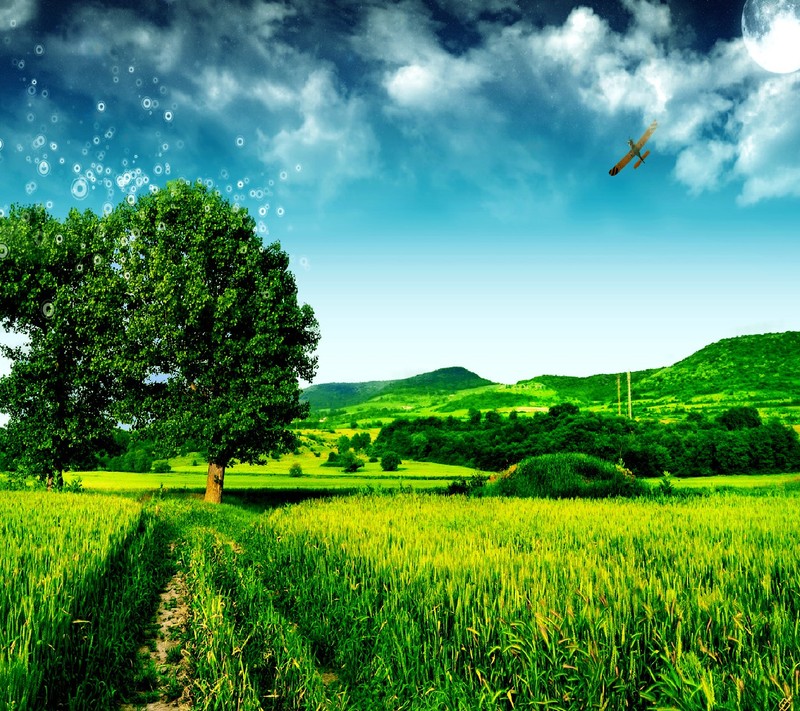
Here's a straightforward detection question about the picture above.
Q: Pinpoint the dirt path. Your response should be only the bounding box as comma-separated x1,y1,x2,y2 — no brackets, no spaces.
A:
121,547,191,710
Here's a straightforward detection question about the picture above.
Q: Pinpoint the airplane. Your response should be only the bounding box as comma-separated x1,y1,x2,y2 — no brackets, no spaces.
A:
608,120,658,176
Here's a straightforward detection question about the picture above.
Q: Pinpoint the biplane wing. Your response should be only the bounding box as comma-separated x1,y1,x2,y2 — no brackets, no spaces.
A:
608,120,658,176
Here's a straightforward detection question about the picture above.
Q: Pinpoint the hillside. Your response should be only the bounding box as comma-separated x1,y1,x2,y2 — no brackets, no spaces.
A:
301,332,800,422
301,367,493,411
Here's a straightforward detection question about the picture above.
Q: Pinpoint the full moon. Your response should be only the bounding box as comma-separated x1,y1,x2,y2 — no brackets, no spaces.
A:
743,0,800,73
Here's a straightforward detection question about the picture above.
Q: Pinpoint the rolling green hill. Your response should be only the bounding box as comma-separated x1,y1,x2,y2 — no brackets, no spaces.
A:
301,332,800,423
301,366,493,411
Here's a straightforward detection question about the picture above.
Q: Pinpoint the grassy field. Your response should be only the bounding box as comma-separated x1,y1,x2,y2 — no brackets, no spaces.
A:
0,493,167,709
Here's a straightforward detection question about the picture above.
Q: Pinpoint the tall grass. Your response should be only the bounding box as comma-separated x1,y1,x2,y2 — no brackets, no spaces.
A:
246,493,800,709
0,492,168,709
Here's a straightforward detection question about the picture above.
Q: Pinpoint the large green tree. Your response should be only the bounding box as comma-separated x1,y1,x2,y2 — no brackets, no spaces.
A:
0,205,122,487
105,180,319,503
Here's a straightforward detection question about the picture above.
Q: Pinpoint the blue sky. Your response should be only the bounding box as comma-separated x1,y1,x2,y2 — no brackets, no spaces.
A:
1,0,799,386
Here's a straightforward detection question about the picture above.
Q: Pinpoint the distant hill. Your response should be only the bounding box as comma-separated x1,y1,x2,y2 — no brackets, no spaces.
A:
301,332,800,420
636,331,800,403
301,367,493,411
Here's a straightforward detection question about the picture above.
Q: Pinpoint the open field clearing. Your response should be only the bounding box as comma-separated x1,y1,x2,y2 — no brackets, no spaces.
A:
0,493,166,710
67,453,476,492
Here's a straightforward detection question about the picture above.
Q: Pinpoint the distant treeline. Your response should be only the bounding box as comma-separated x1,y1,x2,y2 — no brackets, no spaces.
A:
374,405,800,477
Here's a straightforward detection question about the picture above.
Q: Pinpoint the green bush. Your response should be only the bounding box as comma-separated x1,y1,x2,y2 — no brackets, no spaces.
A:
339,451,365,473
497,453,647,499
380,451,401,472
289,463,303,478
151,459,172,473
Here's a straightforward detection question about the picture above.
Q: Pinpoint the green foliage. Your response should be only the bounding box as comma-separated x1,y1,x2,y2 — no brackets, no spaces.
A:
548,401,580,417
288,463,303,478
445,472,488,495
339,451,365,473
336,434,351,454
350,432,371,452
376,410,800,478
497,453,646,498
718,405,762,430
103,180,319,501
380,451,401,472
0,205,122,486
151,459,172,473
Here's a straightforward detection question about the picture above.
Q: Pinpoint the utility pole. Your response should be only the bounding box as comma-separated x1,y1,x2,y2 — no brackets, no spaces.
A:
627,371,632,419
617,374,622,417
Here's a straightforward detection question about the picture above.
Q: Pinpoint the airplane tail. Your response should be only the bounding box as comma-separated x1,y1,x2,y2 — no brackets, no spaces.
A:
634,150,650,169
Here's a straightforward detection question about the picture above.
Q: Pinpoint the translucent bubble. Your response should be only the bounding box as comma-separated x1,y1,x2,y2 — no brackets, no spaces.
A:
113,76,119,84
26,113,34,122
164,110,173,122
123,271,130,280
258,206,267,216
149,185,159,194
136,79,143,88
120,235,128,247
235,135,245,147
72,163,81,173
86,170,96,183
41,302,55,319
276,207,285,217
157,222,165,231
141,97,152,110
37,160,50,176
45,200,53,209
159,85,167,95
75,263,84,274
154,164,163,175
176,139,184,149
97,101,105,112
59,157,65,164
34,44,44,55
0,139,3,150
280,171,287,180
49,141,57,151
299,256,310,269
105,128,115,139
51,113,58,123
93,136,100,145
25,181,37,195
0,209,5,218
0,243,8,259
32,134,45,149
236,180,244,189
162,142,168,151
71,177,89,200
126,194,136,205
55,234,63,244
27,85,36,96
102,203,112,216
128,65,135,73
295,164,302,172
94,254,103,265
16,57,23,68
41,89,48,98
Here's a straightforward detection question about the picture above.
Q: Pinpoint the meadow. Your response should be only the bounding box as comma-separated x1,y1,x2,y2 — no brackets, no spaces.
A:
5,483,800,709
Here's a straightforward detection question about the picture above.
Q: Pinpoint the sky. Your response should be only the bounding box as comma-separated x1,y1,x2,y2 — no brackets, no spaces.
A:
0,0,799,386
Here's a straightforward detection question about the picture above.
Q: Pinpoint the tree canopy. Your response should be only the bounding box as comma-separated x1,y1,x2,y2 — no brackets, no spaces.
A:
104,180,319,502
0,181,319,501
0,205,121,487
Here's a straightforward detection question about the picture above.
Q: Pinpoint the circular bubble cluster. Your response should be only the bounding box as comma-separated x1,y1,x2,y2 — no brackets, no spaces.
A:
0,243,8,259
41,302,55,319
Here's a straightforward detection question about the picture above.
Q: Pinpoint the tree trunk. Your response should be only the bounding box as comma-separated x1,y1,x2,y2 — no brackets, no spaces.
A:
204,461,225,503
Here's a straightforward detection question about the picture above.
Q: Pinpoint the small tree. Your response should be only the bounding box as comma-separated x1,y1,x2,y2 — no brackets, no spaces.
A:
105,181,319,503
289,462,303,478
718,406,762,431
381,451,401,472
337,434,351,454
340,451,365,473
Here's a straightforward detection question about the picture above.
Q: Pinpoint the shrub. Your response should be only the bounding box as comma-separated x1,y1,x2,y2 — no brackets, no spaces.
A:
151,459,172,473
289,463,303,478
497,453,646,499
380,452,401,472
339,451,365,473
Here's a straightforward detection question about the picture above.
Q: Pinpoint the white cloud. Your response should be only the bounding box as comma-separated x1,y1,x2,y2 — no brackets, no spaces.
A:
257,69,379,198
0,0,35,28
